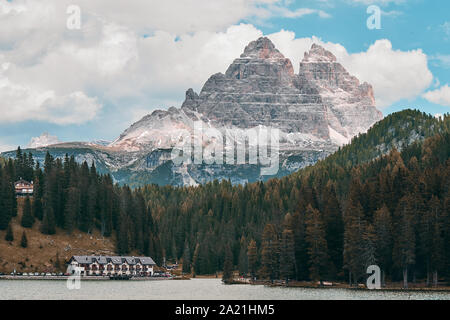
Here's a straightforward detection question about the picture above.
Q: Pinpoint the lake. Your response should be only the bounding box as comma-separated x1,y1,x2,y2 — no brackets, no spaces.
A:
0,279,449,300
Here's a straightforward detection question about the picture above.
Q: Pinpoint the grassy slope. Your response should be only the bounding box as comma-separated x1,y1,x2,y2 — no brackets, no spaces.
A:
0,198,116,274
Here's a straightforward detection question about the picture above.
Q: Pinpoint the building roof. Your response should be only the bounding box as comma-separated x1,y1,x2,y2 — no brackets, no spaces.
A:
14,179,33,186
70,255,156,266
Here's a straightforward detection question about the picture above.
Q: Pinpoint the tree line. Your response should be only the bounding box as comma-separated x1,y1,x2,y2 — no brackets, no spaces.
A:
142,131,449,287
0,148,163,264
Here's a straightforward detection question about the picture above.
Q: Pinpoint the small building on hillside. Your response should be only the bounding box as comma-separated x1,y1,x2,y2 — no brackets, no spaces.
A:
67,255,156,277
14,179,33,196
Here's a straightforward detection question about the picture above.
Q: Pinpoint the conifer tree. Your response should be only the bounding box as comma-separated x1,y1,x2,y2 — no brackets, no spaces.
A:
373,204,392,286
64,187,79,234
0,168,12,230
20,231,28,248
41,202,56,235
238,236,248,277
305,205,330,284
5,223,14,242
343,199,366,286
192,243,200,277
21,196,34,228
428,196,444,287
393,196,416,289
260,224,279,282
279,228,295,285
182,240,191,274
323,182,344,277
247,239,258,280
361,224,377,270
222,245,233,283
32,198,43,221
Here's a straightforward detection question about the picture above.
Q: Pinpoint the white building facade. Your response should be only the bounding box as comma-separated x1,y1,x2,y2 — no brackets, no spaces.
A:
68,256,156,277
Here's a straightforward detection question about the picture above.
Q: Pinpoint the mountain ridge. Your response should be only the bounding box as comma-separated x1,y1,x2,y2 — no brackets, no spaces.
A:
2,37,383,186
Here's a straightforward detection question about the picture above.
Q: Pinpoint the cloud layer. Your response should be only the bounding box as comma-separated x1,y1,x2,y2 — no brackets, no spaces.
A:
423,85,450,107
267,32,433,108
0,0,437,129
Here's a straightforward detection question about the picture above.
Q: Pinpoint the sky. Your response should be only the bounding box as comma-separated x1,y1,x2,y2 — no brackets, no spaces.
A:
0,0,449,151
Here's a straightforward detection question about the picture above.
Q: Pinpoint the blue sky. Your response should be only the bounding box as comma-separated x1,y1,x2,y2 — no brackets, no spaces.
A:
0,0,449,151
253,0,450,116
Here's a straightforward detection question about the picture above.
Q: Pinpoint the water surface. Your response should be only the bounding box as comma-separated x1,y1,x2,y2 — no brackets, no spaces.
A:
0,279,449,300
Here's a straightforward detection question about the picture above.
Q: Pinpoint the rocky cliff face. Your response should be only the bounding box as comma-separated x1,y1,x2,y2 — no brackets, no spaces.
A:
112,38,381,156
300,43,380,141
8,38,383,186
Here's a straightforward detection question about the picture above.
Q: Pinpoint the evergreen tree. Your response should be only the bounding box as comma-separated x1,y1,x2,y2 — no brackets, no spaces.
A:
64,187,79,234
247,239,258,280
238,236,248,277
192,243,200,277
182,240,191,274
20,231,28,248
41,202,56,235
343,198,366,286
32,198,43,221
323,183,344,277
21,196,34,228
393,196,416,289
279,228,295,284
428,196,444,287
361,224,377,270
260,224,279,282
373,205,393,286
5,223,13,242
305,205,330,284
222,245,233,283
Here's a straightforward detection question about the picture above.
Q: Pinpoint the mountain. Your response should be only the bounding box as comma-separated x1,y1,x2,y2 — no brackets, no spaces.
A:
112,38,381,151
2,37,383,186
302,109,450,172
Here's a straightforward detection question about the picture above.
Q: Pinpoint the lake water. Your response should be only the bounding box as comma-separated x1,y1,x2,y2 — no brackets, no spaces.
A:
0,279,449,300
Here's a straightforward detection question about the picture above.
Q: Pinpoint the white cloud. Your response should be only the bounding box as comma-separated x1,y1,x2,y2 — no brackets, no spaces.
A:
423,85,450,107
430,54,450,69
0,0,328,126
27,132,60,148
0,0,433,129
0,0,317,38
268,31,433,108
0,64,102,124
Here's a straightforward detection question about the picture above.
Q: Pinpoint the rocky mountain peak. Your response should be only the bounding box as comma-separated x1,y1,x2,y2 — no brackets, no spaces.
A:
225,37,294,81
181,88,200,110
241,37,284,60
302,43,337,63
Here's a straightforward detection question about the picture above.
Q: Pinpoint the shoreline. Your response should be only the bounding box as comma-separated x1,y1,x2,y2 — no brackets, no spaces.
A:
3,275,449,292
0,275,174,281
226,279,450,292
